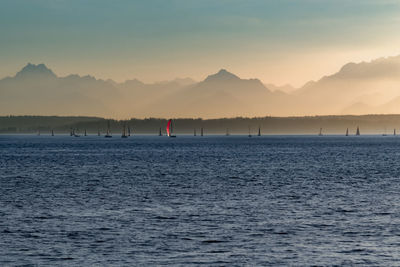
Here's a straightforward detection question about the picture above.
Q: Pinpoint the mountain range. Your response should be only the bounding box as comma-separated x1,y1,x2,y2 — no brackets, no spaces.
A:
2,55,400,118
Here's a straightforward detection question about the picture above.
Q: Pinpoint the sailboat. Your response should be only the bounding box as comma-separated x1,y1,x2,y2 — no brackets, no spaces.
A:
37,129,40,136
201,127,204,137
394,129,397,136
128,126,131,137
318,128,323,136
73,128,80,137
382,127,387,136
258,127,261,136
356,126,360,136
194,128,196,136
105,121,112,138
345,128,349,136
248,126,252,138
159,127,162,136
98,130,101,136
51,130,54,136
226,128,230,136
70,128,74,136
166,119,176,138
121,124,128,138
84,129,87,136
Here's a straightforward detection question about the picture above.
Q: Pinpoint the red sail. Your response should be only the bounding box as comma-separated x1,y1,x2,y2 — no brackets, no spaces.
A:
166,119,172,137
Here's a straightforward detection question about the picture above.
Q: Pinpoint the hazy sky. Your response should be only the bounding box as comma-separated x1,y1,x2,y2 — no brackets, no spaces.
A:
1,0,400,86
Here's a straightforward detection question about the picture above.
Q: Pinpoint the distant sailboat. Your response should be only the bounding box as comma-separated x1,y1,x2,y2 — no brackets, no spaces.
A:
318,128,323,136
258,127,261,136
194,128,196,136
121,124,128,138
345,128,349,136
201,127,204,136
394,129,397,136
382,127,387,136
51,130,54,136
356,126,360,136
84,129,87,136
159,127,162,136
37,129,40,136
248,126,252,138
128,126,131,137
226,128,230,136
98,130,101,136
105,121,112,138
166,119,176,138
73,128,80,137
70,128,73,136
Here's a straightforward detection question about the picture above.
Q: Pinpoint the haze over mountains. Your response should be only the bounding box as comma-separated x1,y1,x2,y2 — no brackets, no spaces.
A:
2,55,400,118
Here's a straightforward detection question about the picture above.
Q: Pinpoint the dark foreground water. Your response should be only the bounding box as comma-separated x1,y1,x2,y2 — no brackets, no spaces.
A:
1,135,400,266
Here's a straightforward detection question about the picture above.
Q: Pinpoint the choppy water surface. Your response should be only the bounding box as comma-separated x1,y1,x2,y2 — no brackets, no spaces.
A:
1,135,400,266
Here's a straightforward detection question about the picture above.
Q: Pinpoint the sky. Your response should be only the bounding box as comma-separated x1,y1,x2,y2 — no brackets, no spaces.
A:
1,0,400,87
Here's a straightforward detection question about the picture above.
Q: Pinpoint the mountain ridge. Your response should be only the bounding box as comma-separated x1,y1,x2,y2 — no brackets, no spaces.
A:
3,56,400,118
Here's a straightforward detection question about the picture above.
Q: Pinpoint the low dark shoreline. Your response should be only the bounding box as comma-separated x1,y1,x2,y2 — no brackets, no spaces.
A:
1,114,400,135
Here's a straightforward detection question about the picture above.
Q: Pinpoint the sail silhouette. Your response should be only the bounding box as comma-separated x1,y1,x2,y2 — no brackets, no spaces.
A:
105,121,112,138
73,128,80,137
167,119,176,137
121,124,128,138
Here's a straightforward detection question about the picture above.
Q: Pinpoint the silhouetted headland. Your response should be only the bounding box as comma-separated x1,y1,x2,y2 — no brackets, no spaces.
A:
2,115,400,135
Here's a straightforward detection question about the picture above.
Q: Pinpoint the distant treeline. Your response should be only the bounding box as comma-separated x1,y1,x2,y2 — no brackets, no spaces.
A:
1,115,400,135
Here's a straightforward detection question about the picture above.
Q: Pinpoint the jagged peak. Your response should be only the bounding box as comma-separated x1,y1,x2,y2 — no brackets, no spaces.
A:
123,78,145,86
204,69,241,82
15,63,56,78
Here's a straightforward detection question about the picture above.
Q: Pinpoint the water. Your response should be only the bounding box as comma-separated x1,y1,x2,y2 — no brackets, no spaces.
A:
1,135,400,266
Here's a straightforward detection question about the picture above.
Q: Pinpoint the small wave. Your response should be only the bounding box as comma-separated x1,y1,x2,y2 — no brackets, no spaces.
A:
201,240,225,244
